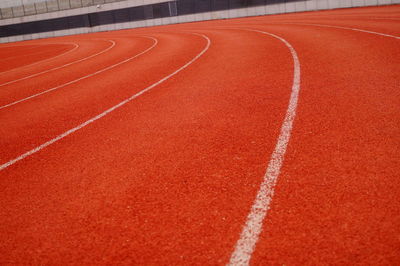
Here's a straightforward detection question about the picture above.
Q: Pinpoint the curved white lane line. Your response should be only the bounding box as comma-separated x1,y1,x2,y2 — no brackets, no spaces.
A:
278,22,400,39
0,33,211,171
0,43,79,75
0,37,155,110
0,40,116,87
228,29,301,266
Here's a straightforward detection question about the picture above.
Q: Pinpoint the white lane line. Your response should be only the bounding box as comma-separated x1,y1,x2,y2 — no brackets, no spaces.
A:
228,29,301,266
0,43,79,75
278,22,400,39
0,37,155,110
0,40,116,87
0,33,211,171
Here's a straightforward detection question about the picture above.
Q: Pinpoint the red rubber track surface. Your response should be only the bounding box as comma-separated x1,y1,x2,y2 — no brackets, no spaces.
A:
0,43,75,73
0,4,399,265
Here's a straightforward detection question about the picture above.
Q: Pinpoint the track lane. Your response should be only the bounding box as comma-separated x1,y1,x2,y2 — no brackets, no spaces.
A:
0,29,295,264
239,23,399,265
0,39,116,88
0,45,43,60
0,44,73,63
0,39,117,98
0,4,398,265
229,28,301,266
0,32,204,166
0,42,80,79
0,43,78,73
0,37,154,107
169,7,400,263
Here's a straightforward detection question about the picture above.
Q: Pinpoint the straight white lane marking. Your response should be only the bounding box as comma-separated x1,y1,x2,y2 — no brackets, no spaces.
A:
0,37,156,110
0,33,211,171
228,29,301,266
0,40,116,87
0,43,79,75
280,22,400,39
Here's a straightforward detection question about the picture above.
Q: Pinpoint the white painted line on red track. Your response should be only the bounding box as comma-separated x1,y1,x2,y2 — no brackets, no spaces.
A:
0,37,155,110
228,29,301,266
0,40,116,87
0,43,79,75
281,22,400,39
0,33,211,171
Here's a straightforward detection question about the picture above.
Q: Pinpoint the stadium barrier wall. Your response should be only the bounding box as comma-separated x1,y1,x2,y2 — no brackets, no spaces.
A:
1,0,399,43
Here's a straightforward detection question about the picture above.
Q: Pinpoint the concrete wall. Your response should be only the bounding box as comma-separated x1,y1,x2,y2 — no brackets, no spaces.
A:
1,0,399,43
0,0,155,22
0,0,129,18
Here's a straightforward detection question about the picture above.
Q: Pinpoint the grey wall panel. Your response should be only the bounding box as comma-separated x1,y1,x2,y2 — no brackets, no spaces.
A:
317,0,329,9
1,8,14,19
70,0,83,8
365,0,378,6
46,0,60,11
23,0,48,5
294,1,306,11
35,2,48,13
12,6,25,17
1,1,22,9
58,0,71,10
352,0,365,7
23,4,37,15
82,0,94,7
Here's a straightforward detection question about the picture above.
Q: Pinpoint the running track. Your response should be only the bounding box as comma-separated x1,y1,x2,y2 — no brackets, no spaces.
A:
0,4,399,265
